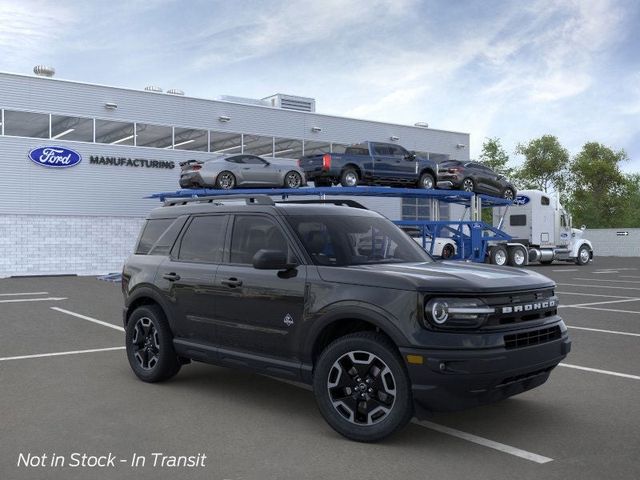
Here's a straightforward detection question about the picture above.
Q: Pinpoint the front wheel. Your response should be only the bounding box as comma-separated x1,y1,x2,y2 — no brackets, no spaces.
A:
125,305,181,383
461,178,475,192
441,243,455,259
576,245,591,265
418,172,435,189
502,187,515,200
313,332,413,442
284,171,303,189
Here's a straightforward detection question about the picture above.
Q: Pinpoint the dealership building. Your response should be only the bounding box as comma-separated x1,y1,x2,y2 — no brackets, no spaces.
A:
0,69,470,277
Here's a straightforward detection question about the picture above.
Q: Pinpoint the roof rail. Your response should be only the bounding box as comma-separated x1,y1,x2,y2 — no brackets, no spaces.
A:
163,195,275,207
277,199,368,209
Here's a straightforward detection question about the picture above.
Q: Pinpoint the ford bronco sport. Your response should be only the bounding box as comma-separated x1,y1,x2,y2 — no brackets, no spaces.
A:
122,195,570,442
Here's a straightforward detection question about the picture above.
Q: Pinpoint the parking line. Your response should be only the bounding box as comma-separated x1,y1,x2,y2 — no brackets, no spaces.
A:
556,291,638,299
559,298,640,308
552,269,578,272
559,363,640,381
269,377,553,463
0,297,67,304
557,283,640,291
0,346,125,362
565,305,640,315
0,292,49,296
568,326,640,337
51,307,125,332
573,278,640,284
413,420,553,464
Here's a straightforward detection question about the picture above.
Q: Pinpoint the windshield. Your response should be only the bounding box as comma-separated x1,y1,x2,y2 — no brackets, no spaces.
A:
286,215,433,266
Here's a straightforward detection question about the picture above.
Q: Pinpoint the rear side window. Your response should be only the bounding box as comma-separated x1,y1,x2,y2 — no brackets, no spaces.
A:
510,215,527,226
178,215,228,263
345,144,369,156
136,218,175,254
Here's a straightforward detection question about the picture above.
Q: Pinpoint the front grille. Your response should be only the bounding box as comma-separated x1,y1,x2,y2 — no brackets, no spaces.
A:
504,326,561,349
483,288,558,327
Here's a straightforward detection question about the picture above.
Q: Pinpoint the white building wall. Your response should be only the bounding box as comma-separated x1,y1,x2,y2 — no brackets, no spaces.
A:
585,228,640,257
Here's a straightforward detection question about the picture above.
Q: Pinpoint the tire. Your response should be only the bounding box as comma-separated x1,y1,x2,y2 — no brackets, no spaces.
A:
314,178,332,187
284,171,303,189
576,245,591,265
215,171,236,190
418,172,435,190
507,246,526,267
340,168,359,187
125,305,181,383
313,332,413,442
441,243,455,259
461,178,475,192
489,245,508,266
502,187,515,200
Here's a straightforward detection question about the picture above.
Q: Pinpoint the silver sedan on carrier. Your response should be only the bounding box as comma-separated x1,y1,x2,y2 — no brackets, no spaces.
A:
179,154,307,190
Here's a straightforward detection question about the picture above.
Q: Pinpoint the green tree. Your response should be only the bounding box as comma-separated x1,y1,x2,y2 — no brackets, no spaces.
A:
478,137,514,177
567,142,629,228
515,135,570,193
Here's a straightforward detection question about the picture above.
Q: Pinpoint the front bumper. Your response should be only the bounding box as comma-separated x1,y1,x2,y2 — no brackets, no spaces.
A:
401,334,571,414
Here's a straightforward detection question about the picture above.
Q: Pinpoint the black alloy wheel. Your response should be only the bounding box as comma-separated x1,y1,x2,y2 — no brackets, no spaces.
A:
441,243,455,259
125,305,181,383
462,178,475,192
284,171,303,189
313,332,413,442
216,171,236,190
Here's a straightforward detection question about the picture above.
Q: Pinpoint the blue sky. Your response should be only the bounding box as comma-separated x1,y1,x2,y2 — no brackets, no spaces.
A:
1,0,639,171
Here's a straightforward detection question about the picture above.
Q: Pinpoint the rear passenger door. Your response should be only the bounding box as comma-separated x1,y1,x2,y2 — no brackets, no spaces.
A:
213,214,307,363
157,214,229,343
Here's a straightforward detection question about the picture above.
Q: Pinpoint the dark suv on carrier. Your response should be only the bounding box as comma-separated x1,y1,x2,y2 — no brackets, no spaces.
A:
122,195,570,442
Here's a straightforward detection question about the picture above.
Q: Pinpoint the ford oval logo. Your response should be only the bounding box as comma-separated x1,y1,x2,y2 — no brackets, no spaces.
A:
28,146,82,168
514,195,530,206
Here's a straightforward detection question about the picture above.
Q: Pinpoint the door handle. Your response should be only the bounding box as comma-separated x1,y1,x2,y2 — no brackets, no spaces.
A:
221,278,243,288
162,272,181,281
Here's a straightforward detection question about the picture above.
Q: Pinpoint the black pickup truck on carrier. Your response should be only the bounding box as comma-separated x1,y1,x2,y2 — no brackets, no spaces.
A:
122,195,571,442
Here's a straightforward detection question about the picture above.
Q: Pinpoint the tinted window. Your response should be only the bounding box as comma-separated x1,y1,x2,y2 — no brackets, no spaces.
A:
230,216,289,264
225,156,244,164
510,215,527,226
541,196,550,206
149,216,188,255
242,155,268,165
287,215,432,266
388,145,408,157
178,215,228,263
4,110,49,138
136,218,175,254
373,144,392,155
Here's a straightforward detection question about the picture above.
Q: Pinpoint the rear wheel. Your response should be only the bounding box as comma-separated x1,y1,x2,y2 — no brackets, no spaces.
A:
418,172,435,189
461,178,475,192
125,305,181,383
313,332,413,442
489,245,508,266
284,171,303,189
215,171,236,190
507,246,527,267
340,168,359,187
502,187,515,200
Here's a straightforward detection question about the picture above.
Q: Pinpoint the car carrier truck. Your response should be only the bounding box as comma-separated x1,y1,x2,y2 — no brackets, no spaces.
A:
488,189,594,267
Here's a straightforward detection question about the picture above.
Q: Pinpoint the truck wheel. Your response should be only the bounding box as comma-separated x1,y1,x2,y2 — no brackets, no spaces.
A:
418,172,435,189
313,332,413,442
441,243,455,259
507,246,526,267
125,305,181,383
461,178,475,192
340,168,359,187
576,245,591,265
489,245,508,266
215,171,236,189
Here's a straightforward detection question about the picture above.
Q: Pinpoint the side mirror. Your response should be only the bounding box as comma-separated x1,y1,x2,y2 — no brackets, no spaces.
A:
252,249,295,270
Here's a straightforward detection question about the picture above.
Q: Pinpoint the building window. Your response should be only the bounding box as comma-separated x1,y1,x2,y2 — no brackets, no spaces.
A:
273,137,303,159
210,131,243,154
135,123,172,149
95,119,135,145
303,140,330,156
173,127,208,151
3,110,49,138
243,134,274,156
51,115,93,142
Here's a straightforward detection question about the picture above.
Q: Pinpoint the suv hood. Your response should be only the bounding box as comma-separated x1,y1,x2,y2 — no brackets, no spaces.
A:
317,261,554,294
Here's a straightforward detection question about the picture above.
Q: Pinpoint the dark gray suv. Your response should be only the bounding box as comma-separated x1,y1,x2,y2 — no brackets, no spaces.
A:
122,195,570,442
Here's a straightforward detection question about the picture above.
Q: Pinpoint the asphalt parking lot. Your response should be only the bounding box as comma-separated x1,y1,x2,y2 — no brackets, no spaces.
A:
1,257,639,480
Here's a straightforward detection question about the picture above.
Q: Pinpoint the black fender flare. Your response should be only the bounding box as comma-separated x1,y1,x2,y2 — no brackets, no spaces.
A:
124,284,175,329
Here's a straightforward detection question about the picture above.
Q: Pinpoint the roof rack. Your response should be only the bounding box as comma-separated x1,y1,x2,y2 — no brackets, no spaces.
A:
277,199,368,209
163,195,274,207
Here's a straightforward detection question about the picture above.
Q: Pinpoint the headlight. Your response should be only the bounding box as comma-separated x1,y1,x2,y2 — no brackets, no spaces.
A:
424,298,494,328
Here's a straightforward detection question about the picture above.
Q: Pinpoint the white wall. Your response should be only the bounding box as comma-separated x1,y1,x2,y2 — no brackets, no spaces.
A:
585,228,640,257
